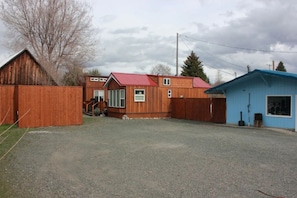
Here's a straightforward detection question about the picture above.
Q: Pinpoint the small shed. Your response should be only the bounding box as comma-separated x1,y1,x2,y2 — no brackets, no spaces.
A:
205,69,297,131
0,49,57,86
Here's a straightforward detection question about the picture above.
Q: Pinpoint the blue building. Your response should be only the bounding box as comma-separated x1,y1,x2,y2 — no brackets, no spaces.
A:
205,69,297,131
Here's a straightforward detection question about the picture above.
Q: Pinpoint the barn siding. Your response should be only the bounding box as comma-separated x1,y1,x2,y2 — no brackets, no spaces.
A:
0,50,56,86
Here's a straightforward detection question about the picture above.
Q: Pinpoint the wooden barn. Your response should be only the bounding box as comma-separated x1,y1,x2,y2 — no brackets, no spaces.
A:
104,72,211,118
0,49,57,86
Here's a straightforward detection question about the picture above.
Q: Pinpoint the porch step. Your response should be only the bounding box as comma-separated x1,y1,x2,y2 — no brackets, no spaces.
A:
84,112,93,116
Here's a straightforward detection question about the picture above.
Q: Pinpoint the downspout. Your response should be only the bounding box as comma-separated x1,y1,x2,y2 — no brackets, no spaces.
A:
247,93,251,126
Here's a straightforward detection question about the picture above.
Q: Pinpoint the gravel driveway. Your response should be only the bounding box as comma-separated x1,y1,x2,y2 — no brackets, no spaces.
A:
1,117,297,198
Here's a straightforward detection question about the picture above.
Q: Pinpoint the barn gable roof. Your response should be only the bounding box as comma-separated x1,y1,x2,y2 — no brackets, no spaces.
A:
105,72,158,87
1,49,35,69
205,69,297,94
0,49,58,85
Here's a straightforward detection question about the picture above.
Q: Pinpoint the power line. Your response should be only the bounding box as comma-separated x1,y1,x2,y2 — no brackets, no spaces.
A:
181,34,297,54
203,62,235,77
181,35,246,73
179,36,237,77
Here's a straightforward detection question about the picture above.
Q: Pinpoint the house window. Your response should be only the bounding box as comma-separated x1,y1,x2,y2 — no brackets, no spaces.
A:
90,77,99,82
94,90,104,101
115,90,119,107
168,89,172,98
134,89,145,102
163,78,171,85
112,90,116,107
108,89,125,108
99,78,107,82
108,90,111,106
120,89,125,107
267,95,291,116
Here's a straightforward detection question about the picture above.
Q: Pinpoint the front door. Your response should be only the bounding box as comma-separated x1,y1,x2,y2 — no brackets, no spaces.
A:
94,90,104,102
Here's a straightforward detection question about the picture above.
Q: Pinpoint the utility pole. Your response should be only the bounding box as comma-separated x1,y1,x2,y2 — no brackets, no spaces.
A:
267,60,275,70
176,33,179,76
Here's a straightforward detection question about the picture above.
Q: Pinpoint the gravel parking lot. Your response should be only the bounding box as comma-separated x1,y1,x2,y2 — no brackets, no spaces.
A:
1,117,297,198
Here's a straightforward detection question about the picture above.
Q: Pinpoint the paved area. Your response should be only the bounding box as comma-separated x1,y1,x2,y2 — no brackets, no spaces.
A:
0,117,297,198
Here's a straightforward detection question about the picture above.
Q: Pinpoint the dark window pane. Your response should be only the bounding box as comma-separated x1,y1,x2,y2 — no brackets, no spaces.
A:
267,96,291,116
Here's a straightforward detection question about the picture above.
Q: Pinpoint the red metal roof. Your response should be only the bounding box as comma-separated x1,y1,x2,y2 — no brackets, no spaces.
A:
111,72,158,86
193,77,211,88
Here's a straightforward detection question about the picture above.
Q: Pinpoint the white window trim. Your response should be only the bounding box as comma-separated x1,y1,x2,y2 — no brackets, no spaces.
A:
266,95,292,118
168,89,172,98
90,77,99,82
108,90,111,106
134,89,145,102
108,89,125,108
120,89,125,108
94,90,104,101
163,78,171,85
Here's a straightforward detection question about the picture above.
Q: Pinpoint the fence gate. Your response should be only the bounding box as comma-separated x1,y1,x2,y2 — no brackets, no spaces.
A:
171,98,226,123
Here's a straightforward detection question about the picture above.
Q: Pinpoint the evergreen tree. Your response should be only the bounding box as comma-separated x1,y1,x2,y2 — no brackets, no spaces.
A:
181,51,209,82
275,61,287,72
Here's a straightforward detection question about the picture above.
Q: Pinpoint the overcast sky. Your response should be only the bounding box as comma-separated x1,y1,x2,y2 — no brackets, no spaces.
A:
1,0,297,83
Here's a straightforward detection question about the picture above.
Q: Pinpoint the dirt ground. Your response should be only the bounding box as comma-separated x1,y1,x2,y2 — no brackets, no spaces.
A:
0,117,297,198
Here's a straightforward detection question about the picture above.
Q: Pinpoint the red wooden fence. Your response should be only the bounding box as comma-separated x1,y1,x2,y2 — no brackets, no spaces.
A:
171,98,226,123
0,86,16,124
0,85,82,128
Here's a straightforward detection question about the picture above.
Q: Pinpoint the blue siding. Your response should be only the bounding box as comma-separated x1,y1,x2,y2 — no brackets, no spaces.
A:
226,76,297,129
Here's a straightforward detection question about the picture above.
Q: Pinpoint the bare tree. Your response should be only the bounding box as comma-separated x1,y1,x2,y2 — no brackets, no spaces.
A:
62,65,85,86
150,64,172,75
85,68,101,76
0,0,98,84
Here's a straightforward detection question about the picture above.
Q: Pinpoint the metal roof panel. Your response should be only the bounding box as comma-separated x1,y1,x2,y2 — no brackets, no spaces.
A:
111,72,158,86
193,77,211,88
204,69,297,94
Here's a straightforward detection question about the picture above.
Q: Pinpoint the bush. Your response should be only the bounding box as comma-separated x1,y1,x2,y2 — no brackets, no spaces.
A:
94,108,100,116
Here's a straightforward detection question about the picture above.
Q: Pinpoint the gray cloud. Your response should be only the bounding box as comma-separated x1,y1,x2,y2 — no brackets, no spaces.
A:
219,11,234,18
182,0,297,78
1,0,297,83
110,27,148,35
94,34,175,63
98,15,117,23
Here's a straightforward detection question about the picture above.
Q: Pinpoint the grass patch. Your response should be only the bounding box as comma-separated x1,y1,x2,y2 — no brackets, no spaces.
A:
83,115,104,125
0,125,27,197
0,125,27,159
